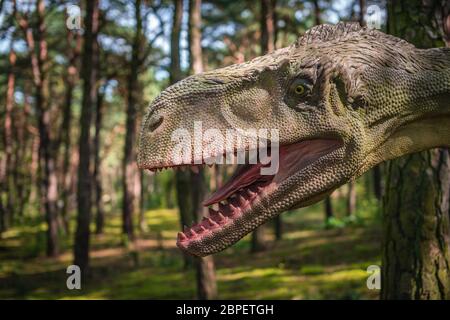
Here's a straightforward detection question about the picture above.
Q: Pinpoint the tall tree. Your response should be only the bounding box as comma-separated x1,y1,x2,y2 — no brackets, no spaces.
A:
122,0,144,241
14,0,59,257
171,0,195,270
93,85,105,234
3,37,16,230
188,0,218,300
59,26,81,234
346,182,356,217
324,197,334,221
381,0,450,300
358,0,366,26
74,0,99,274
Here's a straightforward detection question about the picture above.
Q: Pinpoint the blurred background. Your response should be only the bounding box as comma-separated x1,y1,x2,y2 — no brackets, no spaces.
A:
0,0,449,299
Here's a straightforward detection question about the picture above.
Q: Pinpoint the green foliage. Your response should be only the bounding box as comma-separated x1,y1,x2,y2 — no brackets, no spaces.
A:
0,195,381,299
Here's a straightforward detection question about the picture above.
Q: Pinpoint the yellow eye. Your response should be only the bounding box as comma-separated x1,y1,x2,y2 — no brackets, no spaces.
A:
294,84,305,95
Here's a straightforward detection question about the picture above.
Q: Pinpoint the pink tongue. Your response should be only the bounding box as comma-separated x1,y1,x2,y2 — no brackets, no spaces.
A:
203,162,268,206
202,140,342,207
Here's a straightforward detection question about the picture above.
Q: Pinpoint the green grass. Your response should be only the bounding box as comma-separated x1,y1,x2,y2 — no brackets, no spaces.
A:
0,198,382,299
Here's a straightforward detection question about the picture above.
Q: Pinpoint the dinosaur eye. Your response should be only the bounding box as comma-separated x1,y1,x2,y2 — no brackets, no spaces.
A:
284,77,313,109
294,84,305,95
289,78,311,98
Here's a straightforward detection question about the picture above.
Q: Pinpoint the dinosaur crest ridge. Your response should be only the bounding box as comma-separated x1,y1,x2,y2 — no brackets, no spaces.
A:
295,22,412,49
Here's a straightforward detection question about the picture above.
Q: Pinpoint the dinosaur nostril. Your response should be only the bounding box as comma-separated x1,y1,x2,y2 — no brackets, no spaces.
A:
148,116,164,132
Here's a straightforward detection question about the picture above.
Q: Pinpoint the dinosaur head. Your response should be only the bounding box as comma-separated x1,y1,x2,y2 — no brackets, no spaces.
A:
138,23,450,257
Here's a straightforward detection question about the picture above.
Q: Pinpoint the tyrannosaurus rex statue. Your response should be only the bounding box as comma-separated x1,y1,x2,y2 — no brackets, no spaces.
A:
137,23,450,257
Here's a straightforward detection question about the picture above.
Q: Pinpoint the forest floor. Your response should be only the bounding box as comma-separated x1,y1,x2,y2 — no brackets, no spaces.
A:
0,197,382,299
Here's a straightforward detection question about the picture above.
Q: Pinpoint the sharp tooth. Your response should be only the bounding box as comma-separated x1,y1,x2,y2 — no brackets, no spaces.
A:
190,229,197,236
177,232,187,241
199,226,206,232
201,217,212,227
238,195,247,205
217,212,226,222
207,217,218,227
247,189,256,197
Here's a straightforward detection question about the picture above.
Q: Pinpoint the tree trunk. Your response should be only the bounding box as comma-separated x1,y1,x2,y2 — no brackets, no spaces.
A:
60,30,81,234
346,182,356,217
15,89,32,220
381,150,450,299
138,170,148,233
442,0,450,224
382,0,450,300
252,0,278,250
372,165,382,200
251,227,267,252
171,0,194,269
0,197,5,236
359,0,366,26
324,196,334,221
3,40,16,229
443,1,450,47
260,0,276,53
122,0,144,242
312,0,321,26
191,170,217,300
75,0,99,274
273,214,283,240
170,0,183,85
94,89,105,234
189,0,218,300
15,0,60,257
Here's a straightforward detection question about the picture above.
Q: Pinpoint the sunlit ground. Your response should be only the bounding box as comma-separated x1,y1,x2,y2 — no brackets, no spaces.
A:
0,195,381,299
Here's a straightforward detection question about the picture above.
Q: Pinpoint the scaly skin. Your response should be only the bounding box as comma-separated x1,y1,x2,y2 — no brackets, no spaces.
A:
138,23,450,257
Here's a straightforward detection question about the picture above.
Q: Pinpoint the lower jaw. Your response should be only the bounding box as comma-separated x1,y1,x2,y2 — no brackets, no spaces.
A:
176,138,344,256
177,190,272,257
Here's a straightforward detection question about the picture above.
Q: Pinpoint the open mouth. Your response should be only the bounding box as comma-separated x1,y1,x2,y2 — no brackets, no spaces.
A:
146,138,343,256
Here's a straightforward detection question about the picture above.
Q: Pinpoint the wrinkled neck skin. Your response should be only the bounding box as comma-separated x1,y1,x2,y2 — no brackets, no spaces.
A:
360,47,450,175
